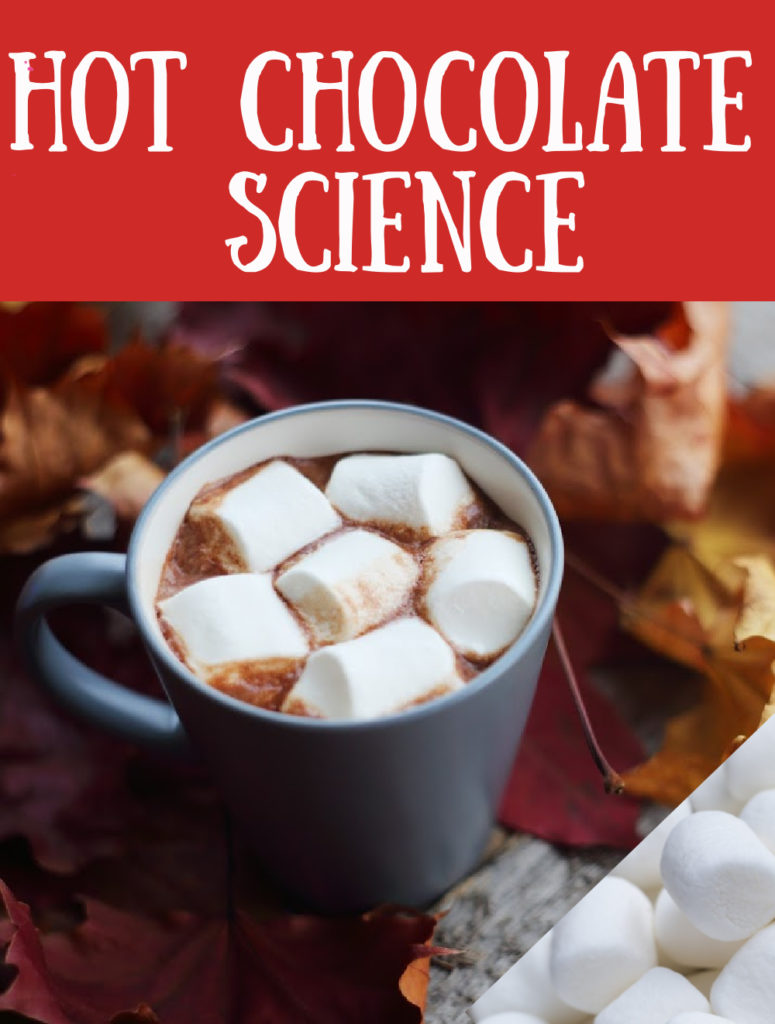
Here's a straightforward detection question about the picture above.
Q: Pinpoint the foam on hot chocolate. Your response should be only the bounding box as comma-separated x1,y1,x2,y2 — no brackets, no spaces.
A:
189,459,341,572
158,573,309,671
282,617,462,720
276,528,418,643
157,452,538,719
325,453,475,537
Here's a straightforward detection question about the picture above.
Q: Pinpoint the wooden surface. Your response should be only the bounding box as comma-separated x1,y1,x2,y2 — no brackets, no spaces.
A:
424,830,621,1022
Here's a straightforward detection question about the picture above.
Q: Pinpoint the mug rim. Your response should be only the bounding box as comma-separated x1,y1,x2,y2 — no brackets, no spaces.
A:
127,399,564,733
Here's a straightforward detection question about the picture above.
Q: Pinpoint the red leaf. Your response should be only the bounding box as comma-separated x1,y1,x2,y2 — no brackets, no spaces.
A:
499,657,642,849
0,303,106,390
175,303,675,455
0,882,436,1024
498,521,665,848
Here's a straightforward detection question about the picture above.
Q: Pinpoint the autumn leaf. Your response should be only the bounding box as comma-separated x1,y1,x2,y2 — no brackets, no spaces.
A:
0,308,220,553
174,302,677,454
618,545,775,804
527,302,728,521
500,660,642,849
103,339,218,438
79,453,166,523
0,881,438,1024
0,303,105,389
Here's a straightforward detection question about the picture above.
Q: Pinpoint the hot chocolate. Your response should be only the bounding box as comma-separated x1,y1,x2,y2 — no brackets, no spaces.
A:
156,452,538,720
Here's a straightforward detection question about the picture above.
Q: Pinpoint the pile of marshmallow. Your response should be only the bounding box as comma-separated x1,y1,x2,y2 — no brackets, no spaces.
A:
471,715,775,1024
158,453,537,720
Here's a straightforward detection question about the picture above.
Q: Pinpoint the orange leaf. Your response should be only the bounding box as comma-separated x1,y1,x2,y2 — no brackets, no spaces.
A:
80,452,166,522
620,545,775,803
528,302,728,521
0,381,150,523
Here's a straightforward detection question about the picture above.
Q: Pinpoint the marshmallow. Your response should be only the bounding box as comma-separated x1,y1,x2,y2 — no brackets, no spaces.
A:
158,573,308,669
654,888,745,969
276,529,418,643
478,1015,549,1024
687,973,721,1000
422,530,536,659
594,967,709,1024
739,788,775,853
190,460,340,572
690,768,744,815
666,1015,736,1024
325,453,475,537
282,617,462,720
612,800,692,892
660,810,775,941
472,933,587,1024
549,876,657,1014
711,923,775,1024
472,934,587,1024
723,718,775,803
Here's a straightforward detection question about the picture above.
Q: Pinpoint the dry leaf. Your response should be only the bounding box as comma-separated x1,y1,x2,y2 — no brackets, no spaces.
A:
620,546,775,803
733,555,775,647
80,453,166,522
0,881,437,1024
528,302,728,521
0,381,151,552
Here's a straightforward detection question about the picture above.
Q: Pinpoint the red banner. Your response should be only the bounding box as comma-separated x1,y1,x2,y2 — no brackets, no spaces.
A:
1,0,771,298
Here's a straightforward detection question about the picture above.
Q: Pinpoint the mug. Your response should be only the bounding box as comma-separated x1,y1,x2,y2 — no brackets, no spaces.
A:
15,400,563,912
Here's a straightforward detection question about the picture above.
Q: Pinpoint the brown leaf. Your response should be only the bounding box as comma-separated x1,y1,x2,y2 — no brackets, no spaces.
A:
0,320,222,553
80,453,166,522
0,303,106,389
733,555,775,647
0,881,437,1024
528,302,728,521
0,381,150,522
106,339,218,437
620,546,775,803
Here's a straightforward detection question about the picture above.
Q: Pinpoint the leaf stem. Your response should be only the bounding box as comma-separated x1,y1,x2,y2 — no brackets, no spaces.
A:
552,617,626,796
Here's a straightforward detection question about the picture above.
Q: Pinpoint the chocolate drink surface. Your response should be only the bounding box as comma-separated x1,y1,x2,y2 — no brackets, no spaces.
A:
156,452,539,720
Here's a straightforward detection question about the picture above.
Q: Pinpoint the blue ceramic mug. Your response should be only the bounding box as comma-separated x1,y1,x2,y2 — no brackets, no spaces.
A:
16,401,563,912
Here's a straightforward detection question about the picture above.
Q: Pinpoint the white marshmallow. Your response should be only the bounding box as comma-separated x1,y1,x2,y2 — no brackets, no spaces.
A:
158,573,308,669
478,1015,549,1024
660,810,775,941
549,876,657,1014
276,529,417,643
594,967,709,1024
655,888,746,969
190,460,340,572
723,718,775,803
739,789,775,853
666,1015,736,1024
423,530,536,659
325,453,475,537
687,973,721,1000
711,923,775,1023
690,768,744,815
612,800,692,892
282,617,462,721
471,933,587,1024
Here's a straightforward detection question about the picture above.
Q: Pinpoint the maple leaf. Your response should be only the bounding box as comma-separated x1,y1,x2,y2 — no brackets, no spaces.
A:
618,545,775,804
527,302,728,521
499,521,665,847
0,881,438,1024
500,660,642,849
0,306,219,554
0,303,105,389
79,453,166,523
174,302,676,455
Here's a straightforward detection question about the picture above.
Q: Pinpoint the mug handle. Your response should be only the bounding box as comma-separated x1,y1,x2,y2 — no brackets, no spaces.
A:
15,552,190,757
